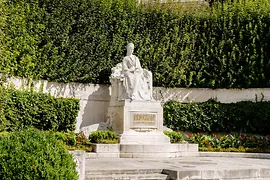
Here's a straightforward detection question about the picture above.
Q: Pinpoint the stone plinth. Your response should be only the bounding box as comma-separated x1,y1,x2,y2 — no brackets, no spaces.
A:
90,143,199,158
120,143,199,158
69,150,85,180
107,100,170,144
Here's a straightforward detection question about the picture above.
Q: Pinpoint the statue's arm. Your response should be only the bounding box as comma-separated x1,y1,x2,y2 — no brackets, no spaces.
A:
135,56,142,72
123,57,136,73
122,57,128,71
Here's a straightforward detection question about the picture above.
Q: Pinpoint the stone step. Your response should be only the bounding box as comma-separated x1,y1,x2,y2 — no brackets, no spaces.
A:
85,173,169,180
85,169,163,175
85,169,169,180
84,157,270,180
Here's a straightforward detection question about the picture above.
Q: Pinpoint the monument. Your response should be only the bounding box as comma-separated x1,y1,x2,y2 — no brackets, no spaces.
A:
108,43,170,145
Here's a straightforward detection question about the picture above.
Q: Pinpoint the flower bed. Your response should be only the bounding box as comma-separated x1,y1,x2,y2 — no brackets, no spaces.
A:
187,132,270,153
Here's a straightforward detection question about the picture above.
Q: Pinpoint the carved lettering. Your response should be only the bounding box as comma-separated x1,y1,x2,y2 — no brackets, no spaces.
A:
131,113,157,129
133,114,155,121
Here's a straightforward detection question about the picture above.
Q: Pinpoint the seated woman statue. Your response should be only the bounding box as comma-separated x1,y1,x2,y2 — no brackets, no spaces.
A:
110,43,153,101
122,43,153,101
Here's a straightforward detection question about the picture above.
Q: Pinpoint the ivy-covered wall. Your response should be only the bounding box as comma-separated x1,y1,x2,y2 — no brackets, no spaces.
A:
1,0,270,88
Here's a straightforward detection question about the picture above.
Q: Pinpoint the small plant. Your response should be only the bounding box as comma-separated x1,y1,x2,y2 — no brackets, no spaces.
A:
164,131,184,143
54,131,92,152
54,131,77,146
89,130,119,144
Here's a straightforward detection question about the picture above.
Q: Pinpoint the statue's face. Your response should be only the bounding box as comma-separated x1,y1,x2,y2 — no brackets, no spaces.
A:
127,44,134,55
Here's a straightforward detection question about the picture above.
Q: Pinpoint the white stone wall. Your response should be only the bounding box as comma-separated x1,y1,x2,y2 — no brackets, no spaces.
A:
5,77,270,131
154,87,269,104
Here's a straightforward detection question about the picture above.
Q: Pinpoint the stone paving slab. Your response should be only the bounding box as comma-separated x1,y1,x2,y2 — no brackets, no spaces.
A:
85,156,270,179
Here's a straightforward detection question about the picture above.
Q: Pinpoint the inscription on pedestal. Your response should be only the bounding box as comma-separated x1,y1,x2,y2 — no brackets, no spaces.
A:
130,112,157,130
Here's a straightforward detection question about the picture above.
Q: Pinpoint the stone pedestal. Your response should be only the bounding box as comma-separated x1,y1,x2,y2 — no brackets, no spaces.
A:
103,43,198,157
107,100,170,144
69,150,85,180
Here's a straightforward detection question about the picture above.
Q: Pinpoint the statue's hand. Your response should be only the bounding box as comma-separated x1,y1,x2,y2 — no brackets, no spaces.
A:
129,66,135,73
135,68,141,73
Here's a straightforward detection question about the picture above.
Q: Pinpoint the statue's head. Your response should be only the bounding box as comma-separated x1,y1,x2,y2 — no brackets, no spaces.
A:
126,43,134,56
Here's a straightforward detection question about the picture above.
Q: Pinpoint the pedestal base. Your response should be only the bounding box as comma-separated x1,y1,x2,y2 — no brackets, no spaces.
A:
120,130,170,145
90,143,199,158
107,100,170,145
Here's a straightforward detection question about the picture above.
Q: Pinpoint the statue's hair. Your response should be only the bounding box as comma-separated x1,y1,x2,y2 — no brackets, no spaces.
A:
127,43,134,49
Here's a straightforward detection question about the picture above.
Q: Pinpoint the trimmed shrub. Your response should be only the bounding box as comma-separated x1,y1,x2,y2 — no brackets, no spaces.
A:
163,99,270,135
2,0,270,88
0,128,78,180
54,131,92,152
54,131,77,146
89,130,119,144
164,131,184,143
1,86,79,132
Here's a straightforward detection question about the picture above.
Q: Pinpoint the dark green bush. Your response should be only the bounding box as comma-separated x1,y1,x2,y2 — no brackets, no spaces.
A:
89,130,119,144
1,87,79,132
0,128,78,180
164,131,184,143
2,0,270,88
163,100,270,135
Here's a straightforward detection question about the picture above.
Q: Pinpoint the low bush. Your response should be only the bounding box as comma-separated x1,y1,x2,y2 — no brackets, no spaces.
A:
0,130,92,152
1,87,79,132
54,131,92,152
164,131,184,143
0,128,78,180
164,99,270,134
89,130,119,144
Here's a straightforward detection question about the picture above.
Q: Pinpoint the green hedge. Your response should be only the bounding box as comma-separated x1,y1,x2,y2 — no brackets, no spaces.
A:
0,86,79,132
0,0,45,78
1,0,270,88
0,128,78,180
163,99,270,135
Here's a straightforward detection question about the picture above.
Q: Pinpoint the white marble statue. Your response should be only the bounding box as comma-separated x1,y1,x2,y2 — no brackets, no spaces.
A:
110,43,153,101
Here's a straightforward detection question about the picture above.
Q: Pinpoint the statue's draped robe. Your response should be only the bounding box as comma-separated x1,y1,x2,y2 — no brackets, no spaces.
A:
122,55,152,100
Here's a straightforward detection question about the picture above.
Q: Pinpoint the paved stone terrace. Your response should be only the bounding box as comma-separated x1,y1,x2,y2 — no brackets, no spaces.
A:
85,153,270,180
